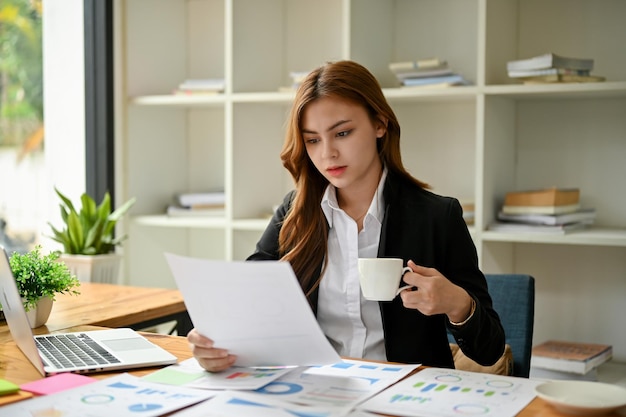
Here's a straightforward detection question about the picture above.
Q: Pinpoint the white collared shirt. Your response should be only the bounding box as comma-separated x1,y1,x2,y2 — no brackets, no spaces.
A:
317,169,388,360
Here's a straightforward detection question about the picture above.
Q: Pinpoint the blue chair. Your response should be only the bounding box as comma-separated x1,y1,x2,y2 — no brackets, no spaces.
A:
449,274,535,377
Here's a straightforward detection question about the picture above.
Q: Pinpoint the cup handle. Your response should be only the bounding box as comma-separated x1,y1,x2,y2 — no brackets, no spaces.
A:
396,267,415,295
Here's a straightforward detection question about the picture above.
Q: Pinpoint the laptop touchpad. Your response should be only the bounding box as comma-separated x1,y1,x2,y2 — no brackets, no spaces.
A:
102,337,155,352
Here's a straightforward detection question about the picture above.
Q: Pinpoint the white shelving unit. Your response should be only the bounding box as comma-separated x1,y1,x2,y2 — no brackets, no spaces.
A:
116,0,626,362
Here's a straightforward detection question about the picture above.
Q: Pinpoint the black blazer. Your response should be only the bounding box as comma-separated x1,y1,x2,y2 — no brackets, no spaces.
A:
248,171,505,369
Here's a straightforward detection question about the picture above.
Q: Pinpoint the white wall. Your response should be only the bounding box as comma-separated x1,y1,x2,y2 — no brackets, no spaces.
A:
41,0,86,251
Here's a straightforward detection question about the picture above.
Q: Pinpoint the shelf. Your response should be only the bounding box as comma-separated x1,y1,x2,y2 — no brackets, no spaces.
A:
129,82,626,109
132,215,226,229
383,86,478,103
132,215,273,232
481,227,626,247
483,81,626,100
130,94,226,107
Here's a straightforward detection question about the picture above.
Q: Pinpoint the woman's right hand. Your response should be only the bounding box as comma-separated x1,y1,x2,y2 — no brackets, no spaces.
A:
187,328,237,372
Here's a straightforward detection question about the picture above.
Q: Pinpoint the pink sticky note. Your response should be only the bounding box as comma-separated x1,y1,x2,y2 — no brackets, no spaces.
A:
20,373,96,395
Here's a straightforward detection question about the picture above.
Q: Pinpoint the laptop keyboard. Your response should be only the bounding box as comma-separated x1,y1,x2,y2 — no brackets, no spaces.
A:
35,333,121,369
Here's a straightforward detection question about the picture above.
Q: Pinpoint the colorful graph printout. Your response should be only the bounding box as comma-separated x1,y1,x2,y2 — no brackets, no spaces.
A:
0,373,213,417
358,367,543,417
246,359,418,408
145,358,292,390
169,390,351,417
304,359,420,381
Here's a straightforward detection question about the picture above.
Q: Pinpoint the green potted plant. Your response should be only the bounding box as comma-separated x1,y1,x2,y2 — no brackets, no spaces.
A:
48,188,136,283
9,245,80,327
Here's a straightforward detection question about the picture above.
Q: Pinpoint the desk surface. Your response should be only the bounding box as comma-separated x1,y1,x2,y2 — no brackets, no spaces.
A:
0,326,622,417
0,282,188,343
47,282,186,330
0,326,193,386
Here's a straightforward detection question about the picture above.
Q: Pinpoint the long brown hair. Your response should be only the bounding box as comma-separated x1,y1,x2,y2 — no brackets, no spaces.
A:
279,60,428,295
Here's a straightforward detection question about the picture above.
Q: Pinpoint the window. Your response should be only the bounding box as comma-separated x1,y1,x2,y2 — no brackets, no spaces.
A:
0,0,44,253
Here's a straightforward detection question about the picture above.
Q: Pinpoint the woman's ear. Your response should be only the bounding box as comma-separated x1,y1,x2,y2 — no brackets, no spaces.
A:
376,116,388,138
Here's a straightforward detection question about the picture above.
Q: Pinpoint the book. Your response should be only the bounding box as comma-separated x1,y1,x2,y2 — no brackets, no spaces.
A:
487,220,589,234
529,366,599,381
507,68,591,78
177,78,225,91
521,74,605,84
497,208,596,226
531,340,613,375
506,53,594,71
393,67,454,81
504,188,579,207
501,203,581,215
175,78,225,95
173,89,221,96
176,190,225,207
166,205,225,217
388,58,447,73
401,74,468,87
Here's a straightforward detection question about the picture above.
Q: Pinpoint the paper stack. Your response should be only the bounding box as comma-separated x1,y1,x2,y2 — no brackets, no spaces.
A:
389,58,469,88
488,187,595,234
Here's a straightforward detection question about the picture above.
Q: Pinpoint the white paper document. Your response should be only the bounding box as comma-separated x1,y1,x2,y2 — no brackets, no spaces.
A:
0,373,212,417
172,390,351,417
143,358,294,390
252,359,420,409
357,367,542,417
165,253,341,368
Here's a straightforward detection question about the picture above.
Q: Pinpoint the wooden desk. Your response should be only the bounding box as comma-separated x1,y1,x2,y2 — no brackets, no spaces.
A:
0,326,192,386
0,282,192,343
0,327,623,417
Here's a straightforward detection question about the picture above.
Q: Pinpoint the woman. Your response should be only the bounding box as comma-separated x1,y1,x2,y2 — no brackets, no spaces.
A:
188,60,505,372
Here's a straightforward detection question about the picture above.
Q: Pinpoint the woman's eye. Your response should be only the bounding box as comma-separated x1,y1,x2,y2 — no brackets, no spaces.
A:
305,138,319,144
337,129,352,137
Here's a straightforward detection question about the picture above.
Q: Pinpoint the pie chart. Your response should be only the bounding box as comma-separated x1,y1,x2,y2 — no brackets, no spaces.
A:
128,403,163,412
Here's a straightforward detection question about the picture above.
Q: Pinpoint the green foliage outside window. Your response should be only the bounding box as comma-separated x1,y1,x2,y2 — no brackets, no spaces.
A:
0,0,43,148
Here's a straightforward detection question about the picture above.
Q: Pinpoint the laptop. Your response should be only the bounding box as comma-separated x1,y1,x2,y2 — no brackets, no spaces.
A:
0,246,177,375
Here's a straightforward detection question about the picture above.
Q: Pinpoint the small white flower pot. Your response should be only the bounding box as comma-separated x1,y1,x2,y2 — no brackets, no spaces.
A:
25,296,53,328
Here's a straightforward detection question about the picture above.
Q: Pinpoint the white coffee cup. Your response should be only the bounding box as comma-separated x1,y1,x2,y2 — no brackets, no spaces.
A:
358,258,413,301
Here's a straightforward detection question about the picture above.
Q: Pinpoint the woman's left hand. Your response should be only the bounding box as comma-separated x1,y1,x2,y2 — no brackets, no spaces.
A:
399,260,473,323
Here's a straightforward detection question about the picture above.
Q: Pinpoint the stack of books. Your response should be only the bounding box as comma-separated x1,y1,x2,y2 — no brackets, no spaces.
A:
530,340,613,381
389,58,469,88
488,187,595,234
506,53,605,84
166,190,226,217
173,78,225,95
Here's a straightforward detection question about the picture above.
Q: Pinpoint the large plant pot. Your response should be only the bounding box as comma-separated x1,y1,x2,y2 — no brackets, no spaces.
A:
24,296,53,328
59,253,122,284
